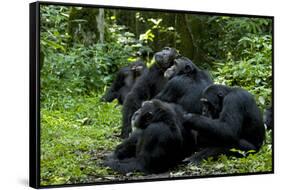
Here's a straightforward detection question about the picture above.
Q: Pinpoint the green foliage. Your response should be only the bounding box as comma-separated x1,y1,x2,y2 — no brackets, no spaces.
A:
40,6,147,102
137,14,180,51
40,5,70,54
212,34,272,108
197,16,272,62
106,17,147,56
41,42,132,106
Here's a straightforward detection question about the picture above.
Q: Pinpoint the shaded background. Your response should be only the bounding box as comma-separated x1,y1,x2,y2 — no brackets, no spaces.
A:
40,5,272,107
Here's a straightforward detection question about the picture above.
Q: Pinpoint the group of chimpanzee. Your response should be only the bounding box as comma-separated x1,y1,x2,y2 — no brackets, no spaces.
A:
101,47,272,174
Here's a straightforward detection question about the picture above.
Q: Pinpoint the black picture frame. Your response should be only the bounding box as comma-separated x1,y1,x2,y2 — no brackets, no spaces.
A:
30,1,274,188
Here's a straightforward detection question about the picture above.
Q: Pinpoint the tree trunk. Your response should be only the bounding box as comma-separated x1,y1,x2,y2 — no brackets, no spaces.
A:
97,8,105,43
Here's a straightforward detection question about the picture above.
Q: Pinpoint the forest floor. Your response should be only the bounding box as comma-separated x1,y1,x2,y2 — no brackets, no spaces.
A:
40,94,272,186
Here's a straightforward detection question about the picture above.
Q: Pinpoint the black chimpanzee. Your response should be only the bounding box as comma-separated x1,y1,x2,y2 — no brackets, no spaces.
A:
264,106,273,130
104,99,196,174
155,57,213,114
120,47,179,138
101,61,147,104
183,84,265,163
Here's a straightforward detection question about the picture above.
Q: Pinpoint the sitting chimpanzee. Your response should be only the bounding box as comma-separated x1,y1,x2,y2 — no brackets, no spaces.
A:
183,84,265,163
104,99,196,174
155,57,213,114
101,61,147,104
264,106,273,130
121,47,179,138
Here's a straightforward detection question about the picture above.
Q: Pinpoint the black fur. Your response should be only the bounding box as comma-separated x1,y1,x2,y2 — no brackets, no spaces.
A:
104,99,196,174
102,60,147,104
183,84,265,163
120,47,179,138
155,57,213,114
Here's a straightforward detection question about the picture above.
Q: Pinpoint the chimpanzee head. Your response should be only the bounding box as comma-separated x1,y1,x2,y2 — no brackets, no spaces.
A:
164,57,198,79
130,61,146,78
200,84,231,119
131,99,175,130
154,47,179,69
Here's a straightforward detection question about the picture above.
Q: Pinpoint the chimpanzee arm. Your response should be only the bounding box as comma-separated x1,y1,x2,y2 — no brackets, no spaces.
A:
103,157,145,174
121,91,143,138
184,95,243,144
114,129,141,160
184,115,240,144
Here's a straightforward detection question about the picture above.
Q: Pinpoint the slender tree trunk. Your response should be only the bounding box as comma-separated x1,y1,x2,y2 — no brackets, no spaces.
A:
97,8,105,43
174,14,178,48
184,15,196,57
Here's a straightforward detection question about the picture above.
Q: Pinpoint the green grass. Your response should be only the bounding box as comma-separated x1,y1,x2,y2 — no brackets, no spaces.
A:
40,94,122,185
40,93,272,186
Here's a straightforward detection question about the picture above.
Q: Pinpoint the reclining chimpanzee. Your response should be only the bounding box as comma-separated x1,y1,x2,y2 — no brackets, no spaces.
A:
121,47,179,138
104,99,196,174
183,84,265,163
101,61,147,104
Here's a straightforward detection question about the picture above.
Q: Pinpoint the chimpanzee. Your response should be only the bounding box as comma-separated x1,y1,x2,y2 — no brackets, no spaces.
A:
101,61,147,104
104,99,196,174
155,57,213,114
264,106,273,130
183,84,265,163
120,47,179,138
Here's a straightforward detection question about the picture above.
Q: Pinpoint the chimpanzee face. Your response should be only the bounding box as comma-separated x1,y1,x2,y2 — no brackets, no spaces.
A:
201,98,220,119
201,85,225,119
131,101,156,130
164,57,196,79
154,47,179,69
130,62,145,77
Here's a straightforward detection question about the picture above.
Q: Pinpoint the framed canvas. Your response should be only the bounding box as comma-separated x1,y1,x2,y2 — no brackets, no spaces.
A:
30,1,274,188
